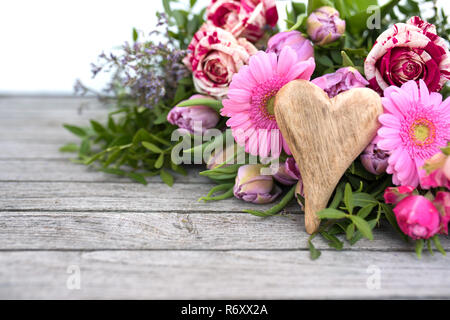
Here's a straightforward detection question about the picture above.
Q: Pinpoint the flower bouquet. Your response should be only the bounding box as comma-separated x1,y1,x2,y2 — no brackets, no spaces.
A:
63,0,450,259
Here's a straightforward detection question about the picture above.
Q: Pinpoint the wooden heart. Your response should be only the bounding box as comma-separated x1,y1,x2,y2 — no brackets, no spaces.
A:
274,80,383,234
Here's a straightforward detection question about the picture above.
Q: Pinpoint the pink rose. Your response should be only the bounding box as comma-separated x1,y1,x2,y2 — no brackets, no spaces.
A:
183,23,257,99
365,16,450,93
384,186,415,205
267,31,314,62
311,67,369,98
206,0,278,43
394,195,441,240
420,152,450,189
433,191,450,235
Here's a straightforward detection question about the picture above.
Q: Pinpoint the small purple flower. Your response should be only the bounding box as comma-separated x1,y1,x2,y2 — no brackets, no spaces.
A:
267,31,314,62
312,67,369,98
167,94,219,134
234,164,281,204
360,138,390,175
307,6,345,45
273,157,301,186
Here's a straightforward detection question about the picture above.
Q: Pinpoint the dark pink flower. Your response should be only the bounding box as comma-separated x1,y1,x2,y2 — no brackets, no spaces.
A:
364,16,450,93
167,94,219,133
312,67,369,98
384,186,415,205
394,195,440,239
267,31,314,62
433,191,450,235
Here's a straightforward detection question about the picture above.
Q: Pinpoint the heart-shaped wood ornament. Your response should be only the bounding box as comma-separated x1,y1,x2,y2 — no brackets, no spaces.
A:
274,80,383,234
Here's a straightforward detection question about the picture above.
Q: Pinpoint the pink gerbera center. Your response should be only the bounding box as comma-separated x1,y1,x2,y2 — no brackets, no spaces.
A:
408,117,436,146
249,76,286,128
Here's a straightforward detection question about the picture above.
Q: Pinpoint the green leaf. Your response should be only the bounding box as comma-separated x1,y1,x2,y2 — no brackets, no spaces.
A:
128,172,147,185
317,55,334,67
308,240,322,260
132,28,138,42
357,204,376,219
432,235,446,256
292,2,306,15
341,51,355,67
316,208,347,220
63,124,87,138
329,182,345,209
142,141,163,153
415,239,424,259
155,153,164,169
79,139,91,156
90,120,106,134
162,0,172,15
353,192,377,208
321,231,344,250
59,143,78,153
348,215,373,240
346,223,355,241
160,169,174,187
307,0,333,14
344,183,354,214
176,98,222,112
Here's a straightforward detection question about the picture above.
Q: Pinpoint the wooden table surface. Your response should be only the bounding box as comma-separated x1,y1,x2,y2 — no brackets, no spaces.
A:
1,96,450,299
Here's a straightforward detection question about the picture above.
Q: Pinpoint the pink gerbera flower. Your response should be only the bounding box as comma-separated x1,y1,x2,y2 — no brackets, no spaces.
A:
221,47,315,157
377,80,450,187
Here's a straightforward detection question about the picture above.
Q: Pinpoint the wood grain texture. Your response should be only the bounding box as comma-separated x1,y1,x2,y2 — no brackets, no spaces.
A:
1,96,449,299
275,80,383,233
3,211,445,251
1,250,450,299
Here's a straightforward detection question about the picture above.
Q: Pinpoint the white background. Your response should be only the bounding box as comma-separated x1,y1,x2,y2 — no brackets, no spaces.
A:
0,0,448,94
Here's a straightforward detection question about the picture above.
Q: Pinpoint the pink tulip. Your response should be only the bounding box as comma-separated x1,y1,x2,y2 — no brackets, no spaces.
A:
394,195,440,239
234,164,281,204
312,67,369,98
306,6,345,45
420,152,450,189
273,157,301,186
360,137,389,175
167,94,219,134
267,31,314,62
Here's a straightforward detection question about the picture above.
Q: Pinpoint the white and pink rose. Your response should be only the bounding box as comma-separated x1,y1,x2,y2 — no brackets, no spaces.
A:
364,16,450,93
206,0,278,43
183,23,257,99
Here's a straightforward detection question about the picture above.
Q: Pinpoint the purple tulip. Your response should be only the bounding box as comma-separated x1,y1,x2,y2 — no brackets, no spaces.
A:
234,164,281,204
312,67,369,98
306,6,345,45
267,31,314,61
167,94,219,134
360,138,390,175
273,157,301,186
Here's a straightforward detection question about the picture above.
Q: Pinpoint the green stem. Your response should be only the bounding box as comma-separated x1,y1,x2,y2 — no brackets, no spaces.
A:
244,185,296,217
198,186,234,202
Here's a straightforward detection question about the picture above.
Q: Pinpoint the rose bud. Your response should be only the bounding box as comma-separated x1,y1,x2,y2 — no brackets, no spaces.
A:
360,137,389,175
306,6,345,46
433,191,450,235
167,94,219,134
384,186,415,205
206,143,238,170
273,157,301,186
267,31,314,61
233,164,281,204
364,16,450,94
312,67,369,98
394,195,440,240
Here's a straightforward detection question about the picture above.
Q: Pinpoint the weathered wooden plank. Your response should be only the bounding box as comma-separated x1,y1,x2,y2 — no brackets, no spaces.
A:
0,160,210,183
0,250,449,299
0,181,291,213
2,211,438,251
